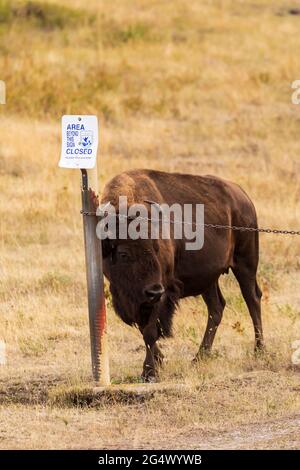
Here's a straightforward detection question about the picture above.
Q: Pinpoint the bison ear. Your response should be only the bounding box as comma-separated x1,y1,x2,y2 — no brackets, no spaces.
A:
101,239,113,259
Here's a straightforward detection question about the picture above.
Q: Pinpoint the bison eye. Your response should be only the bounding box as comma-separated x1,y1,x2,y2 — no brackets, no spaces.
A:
118,252,130,262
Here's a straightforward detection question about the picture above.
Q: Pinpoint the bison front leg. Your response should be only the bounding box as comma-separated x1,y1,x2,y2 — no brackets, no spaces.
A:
141,322,161,382
153,343,164,366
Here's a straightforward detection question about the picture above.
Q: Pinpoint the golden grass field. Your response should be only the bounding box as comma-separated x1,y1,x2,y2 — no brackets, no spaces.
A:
0,0,300,449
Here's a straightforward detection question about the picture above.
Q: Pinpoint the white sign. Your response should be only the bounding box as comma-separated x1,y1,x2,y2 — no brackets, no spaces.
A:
59,115,98,169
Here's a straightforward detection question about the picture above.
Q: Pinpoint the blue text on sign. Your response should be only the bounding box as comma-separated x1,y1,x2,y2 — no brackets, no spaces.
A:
67,124,85,130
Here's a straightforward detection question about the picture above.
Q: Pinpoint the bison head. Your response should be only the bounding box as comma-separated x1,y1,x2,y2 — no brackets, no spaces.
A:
102,237,166,326
99,199,183,336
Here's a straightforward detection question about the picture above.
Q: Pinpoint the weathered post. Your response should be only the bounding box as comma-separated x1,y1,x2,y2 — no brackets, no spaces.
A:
59,115,110,386
81,167,110,385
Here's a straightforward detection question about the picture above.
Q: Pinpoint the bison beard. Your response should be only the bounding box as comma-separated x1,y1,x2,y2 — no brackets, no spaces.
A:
109,278,181,380
101,169,265,382
111,278,181,337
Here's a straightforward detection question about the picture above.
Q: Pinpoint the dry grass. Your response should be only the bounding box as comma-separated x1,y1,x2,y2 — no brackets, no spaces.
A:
0,0,299,449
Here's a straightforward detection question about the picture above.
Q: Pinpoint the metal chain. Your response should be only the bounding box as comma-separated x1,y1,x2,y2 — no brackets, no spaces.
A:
80,210,300,236
80,210,97,216
200,223,300,236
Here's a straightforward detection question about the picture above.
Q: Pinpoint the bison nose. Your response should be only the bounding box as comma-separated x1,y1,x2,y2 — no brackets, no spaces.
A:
144,284,165,303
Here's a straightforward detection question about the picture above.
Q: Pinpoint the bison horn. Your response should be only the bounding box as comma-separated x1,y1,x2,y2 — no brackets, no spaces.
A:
96,201,112,219
144,200,161,212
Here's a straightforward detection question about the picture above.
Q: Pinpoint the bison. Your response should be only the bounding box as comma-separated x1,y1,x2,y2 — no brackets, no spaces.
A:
100,169,264,381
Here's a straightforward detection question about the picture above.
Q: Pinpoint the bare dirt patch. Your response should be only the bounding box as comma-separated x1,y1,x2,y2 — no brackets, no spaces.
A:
144,416,300,450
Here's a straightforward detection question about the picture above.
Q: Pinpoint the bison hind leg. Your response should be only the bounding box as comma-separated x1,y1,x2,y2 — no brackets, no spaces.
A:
232,264,264,352
193,281,226,362
232,231,264,352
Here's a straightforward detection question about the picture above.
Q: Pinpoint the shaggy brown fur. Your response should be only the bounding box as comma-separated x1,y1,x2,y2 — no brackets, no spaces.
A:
101,169,264,381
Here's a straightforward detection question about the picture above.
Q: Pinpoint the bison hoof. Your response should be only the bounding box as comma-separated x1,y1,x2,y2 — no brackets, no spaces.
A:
192,356,202,365
192,349,211,363
142,375,157,383
254,344,267,357
141,367,157,383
